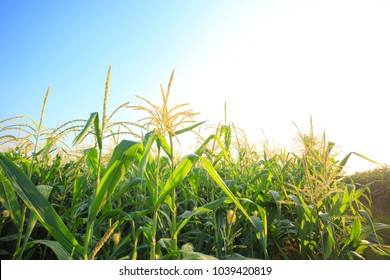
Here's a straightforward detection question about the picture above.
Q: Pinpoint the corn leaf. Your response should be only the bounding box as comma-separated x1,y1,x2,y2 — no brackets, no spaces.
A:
18,184,54,259
175,198,225,238
338,152,380,172
139,132,157,178
72,112,102,149
85,148,98,179
0,172,22,229
32,240,71,260
89,140,140,220
350,218,362,242
174,121,206,136
198,157,254,225
155,154,198,210
156,134,172,158
0,153,83,259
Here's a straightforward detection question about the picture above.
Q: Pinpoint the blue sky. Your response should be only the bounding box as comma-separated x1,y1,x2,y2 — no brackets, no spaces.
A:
1,0,390,173
0,0,220,121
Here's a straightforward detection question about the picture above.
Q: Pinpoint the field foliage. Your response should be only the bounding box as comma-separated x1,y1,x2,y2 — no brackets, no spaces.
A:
1,68,389,260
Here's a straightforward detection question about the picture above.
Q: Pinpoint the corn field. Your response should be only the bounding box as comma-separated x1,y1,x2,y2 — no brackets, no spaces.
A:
1,67,389,260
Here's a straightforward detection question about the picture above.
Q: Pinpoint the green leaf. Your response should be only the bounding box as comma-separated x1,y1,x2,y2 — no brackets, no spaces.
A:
348,251,365,260
199,156,254,225
32,240,71,260
358,210,380,243
106,139,141,167
111,177,143,202
89,161,124,220
350,218,362,242
220,124,232,150
0,173,22,229
290,194,313,222
19,184,54,259
85,148,98,179
155,152,252,229
139,132,157,178
36,184,53,198
72,176,87,206
72,112,102,149
174,121,206,136
175,198,225,238
156,134,172,157
155,154,198,210
84,140,141,258
89,140,140,220
320,230,335,259
338,152,379,172
0,153,83,259
158,238,175,252
269,190,281,220
251,207,268,259
33,137,54,157
339,184,355,214
194,133,228,159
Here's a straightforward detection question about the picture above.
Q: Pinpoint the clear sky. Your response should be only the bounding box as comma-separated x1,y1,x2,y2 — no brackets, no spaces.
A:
1,0,389,173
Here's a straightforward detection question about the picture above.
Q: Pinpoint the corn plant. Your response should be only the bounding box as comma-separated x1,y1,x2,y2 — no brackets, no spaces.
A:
1,68,389,260
128,70,253,259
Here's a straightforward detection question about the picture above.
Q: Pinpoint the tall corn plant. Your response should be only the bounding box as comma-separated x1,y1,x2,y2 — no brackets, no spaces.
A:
71,65,142,259
0,66,140,259
265,121,389,259
0,87,86,259
0,86,85,258
189,102,271,259
130,70,254,259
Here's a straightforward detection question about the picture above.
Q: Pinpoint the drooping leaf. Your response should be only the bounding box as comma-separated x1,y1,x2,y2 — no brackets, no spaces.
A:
338,152,379,172
174,121,206,136
72,112,102,149
33,137,54,157
175,198,225,238
32,240,71,260
198,156,254,225
111,177,143,202
0,153,83,259
358,210,380,243
18,184,54,259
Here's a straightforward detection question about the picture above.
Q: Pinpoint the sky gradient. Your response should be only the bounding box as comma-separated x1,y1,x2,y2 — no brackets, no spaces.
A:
1,0,389,173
